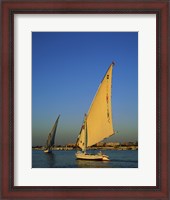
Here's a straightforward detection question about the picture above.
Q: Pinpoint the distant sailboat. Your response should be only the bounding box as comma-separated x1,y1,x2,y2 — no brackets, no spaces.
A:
44,115,60,153
75,62,115,161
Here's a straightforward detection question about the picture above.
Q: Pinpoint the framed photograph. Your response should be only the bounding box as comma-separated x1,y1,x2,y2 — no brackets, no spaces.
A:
1,0,169,199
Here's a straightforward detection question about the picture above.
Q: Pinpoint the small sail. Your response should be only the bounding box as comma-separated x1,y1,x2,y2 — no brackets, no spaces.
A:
50,115,60,146
76,116,86,151
76,63,115,149
46,115,60,148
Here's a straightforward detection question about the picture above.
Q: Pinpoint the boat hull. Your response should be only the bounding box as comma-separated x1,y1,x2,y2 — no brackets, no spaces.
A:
75,152,109,161
44,149,52,153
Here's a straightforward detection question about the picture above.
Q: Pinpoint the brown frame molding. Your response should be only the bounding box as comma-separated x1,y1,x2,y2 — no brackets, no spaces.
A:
1,0,169,199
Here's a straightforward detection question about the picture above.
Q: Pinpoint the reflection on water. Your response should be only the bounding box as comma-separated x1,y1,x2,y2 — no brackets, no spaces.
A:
44,153,56,168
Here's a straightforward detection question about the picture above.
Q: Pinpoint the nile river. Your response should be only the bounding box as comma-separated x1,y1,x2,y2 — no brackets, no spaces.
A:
32,149,138,168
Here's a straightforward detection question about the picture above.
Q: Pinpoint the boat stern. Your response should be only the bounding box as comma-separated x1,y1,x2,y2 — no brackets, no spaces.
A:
102,155,109,161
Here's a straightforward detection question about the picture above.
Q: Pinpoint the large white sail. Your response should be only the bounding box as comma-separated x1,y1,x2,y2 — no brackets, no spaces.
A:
77,63,115,150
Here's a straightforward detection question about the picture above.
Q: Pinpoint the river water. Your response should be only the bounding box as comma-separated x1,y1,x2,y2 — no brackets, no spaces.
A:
32,149,138,168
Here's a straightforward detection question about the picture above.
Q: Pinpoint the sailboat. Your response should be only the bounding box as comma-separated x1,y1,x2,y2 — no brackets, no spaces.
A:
44,115,60,153
75,62,115,161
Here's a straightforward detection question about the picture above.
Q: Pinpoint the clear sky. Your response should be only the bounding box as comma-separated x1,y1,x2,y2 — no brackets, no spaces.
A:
32,32,138,146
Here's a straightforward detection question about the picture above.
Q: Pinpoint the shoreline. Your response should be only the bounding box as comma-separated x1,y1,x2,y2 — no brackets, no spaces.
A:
32,146,138,151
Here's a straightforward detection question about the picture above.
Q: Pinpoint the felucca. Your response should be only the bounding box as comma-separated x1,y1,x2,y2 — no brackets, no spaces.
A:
75,62,115,161
44,115,60,153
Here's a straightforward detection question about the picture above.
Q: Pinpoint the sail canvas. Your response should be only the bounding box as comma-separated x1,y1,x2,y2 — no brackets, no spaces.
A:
45,115,60,150
76,64,115,149
87,64,114,147
49,115,60,146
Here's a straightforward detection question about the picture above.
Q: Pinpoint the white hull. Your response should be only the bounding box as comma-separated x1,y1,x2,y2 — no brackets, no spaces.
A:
75,151,109,161
44,149,52,153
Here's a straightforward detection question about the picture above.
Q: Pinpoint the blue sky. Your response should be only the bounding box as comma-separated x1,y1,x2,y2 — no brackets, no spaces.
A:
32,32,138,146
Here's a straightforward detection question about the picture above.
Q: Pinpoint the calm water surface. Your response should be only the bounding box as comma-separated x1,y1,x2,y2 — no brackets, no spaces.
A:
32,150,138,168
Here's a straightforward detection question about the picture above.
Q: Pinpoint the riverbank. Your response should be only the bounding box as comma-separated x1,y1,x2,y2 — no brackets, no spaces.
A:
33,143,138,151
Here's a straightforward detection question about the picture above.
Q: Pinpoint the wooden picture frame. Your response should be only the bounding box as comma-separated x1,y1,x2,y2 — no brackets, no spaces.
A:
1,0,169,199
